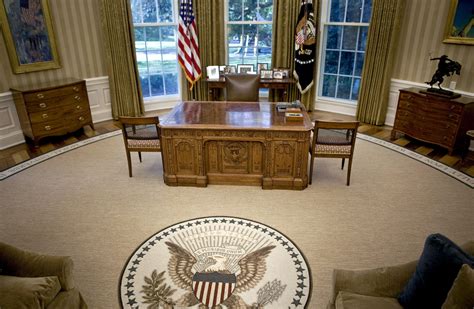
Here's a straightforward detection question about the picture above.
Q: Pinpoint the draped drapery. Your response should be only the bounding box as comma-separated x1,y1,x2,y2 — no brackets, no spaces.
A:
356,0,405,125
181,0,226,101
270,0,318,110
100,0,144,118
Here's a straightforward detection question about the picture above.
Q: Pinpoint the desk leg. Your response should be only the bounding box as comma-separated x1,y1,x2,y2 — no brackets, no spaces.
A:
283,89,288,102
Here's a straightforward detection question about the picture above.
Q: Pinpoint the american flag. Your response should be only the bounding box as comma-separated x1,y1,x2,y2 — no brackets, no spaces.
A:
178,0,202,89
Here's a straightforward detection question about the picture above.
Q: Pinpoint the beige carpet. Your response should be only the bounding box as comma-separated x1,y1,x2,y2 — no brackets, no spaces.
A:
0,135,472,309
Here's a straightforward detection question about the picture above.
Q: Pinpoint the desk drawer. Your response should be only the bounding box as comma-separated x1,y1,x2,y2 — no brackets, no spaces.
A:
23,83,84,102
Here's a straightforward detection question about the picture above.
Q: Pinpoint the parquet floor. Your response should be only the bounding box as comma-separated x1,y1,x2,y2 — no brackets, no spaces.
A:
1,110,473,177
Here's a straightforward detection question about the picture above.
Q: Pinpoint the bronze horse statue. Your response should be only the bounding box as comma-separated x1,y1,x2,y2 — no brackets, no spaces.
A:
426,55,461,89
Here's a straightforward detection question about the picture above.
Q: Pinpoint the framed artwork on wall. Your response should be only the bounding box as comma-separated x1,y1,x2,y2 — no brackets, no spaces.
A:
443,0,474,45
0,0,61,74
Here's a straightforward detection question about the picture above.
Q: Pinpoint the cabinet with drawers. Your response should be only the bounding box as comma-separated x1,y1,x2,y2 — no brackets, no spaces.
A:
11,78,94,147
391,88,474,154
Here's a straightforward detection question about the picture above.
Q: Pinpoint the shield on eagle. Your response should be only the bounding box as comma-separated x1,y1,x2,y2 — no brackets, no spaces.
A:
192,272,236,307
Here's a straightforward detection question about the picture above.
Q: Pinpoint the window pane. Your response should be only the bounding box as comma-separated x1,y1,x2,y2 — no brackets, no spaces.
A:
339,51,355,75
228,47,243,66
357,27,368,51
336,76,351,99
324,51,339,74
229,0,243,21
157,0,173,22
346,0,362,22
257,24,272,65
134,27,145,51
354,52,364,76
322,74,337,97
142,0,157,23
259,0,273,21
362,0,372,23
327,25,341,49
150,75,164,96
131,0,141,23
242,24,258,65
351,78,361,100
148,57,163,74
145,27,160,50
342,26,358,50
140,76,151,98
243,0,258,21
330,0,346,22
164,73,179,95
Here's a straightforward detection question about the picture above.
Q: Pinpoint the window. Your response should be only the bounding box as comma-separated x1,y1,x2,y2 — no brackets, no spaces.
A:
319,0,372,102
131,0,180,99
225,0,274,70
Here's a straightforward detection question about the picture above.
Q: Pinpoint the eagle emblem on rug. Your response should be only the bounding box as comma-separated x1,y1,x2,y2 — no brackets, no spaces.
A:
166,241,276,308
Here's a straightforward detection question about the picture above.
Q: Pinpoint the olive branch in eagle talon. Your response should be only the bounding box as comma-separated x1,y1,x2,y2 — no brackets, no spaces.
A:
140,270,177,308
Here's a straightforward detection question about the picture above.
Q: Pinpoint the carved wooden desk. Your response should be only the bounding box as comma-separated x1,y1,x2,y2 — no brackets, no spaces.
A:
207,77,296,101
160,101,313,190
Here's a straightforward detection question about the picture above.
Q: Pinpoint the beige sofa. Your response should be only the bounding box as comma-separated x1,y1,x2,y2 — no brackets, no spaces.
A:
327,241,474,309
0,242,87,309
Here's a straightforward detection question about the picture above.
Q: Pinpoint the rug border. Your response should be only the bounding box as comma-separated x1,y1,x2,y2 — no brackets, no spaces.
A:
118,215,313,309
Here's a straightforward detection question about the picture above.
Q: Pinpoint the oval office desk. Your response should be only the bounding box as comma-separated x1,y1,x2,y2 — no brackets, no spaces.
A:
160,101,312,190
206,77,296,101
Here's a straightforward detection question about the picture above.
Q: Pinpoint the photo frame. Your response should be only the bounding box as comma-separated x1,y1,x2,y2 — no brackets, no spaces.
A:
0,0,61,73
273,68,290,79
223,65,236,74
257,63,268,73
206,65,220,80
237,64,255,74
260,69,273,79
273,70,283,79
443,0,474,45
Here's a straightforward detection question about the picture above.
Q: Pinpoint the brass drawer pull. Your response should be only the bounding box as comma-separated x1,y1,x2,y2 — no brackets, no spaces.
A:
73,86,80,92
37,93,45,99
42,113,48,119
76,105,82,109
44,125,51,131
39,103,47,108
78,116,85,121
74,95,81,100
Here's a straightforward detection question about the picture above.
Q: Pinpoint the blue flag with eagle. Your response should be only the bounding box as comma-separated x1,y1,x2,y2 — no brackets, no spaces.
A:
294,0,316,94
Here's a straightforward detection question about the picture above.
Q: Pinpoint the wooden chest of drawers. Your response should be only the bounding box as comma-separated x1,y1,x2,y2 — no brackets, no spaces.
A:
11,78,94,147
391,88,474,154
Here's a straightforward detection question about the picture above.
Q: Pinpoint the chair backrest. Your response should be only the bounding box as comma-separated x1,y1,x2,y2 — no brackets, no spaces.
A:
118,116,161,142
312,120,359,155
225,74,260,102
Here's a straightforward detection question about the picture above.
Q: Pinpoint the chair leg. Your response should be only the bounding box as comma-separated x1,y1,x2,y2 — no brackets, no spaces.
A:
346,158,353,186
138,152,142,162
309,156,314,184
126,150,133,177
341,158,345,170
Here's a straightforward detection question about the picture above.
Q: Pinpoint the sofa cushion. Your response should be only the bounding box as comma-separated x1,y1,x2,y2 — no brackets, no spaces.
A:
441,264,474,309
335,291,403,309
0,275,61,308
398,233,474,309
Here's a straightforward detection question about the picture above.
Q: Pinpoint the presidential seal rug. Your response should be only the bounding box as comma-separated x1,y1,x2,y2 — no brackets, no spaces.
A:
120,216,311,308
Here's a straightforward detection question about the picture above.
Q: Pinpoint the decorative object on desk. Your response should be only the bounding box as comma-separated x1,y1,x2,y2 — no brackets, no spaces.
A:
219,65,226,74
0,0,60,73
285,112,304,122
261,69,273,79
443,0,474,45
206,65,220,80
424,55,462,98
294,0,316,94
257,62,268,73
120,216,311,308
273,70,284,79
237,64,254,74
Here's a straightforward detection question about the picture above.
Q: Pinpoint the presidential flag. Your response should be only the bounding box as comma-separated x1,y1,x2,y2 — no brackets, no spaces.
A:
178,0,202,89
294,0,316,94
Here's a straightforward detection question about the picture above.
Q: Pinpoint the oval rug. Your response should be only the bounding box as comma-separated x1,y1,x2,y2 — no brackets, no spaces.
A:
120,216,311,308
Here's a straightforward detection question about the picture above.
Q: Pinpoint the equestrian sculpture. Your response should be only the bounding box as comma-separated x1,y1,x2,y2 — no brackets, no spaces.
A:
425,55,461,98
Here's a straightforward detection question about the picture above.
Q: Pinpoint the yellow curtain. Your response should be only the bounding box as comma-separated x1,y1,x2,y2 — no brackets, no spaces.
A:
270,0,318,110
100,0,144,118
181,0,226,101
356,0,405,125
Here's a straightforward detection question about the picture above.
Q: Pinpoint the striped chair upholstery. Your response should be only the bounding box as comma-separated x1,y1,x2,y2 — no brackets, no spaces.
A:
119,116,162,177
309,121,359,186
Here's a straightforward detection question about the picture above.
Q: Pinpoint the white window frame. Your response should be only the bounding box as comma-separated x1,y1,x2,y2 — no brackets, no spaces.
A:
132,0,182,109
315,0,370,114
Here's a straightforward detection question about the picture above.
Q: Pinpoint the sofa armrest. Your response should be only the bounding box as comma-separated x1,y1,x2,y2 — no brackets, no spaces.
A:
328,260,417,308
0,242,74,291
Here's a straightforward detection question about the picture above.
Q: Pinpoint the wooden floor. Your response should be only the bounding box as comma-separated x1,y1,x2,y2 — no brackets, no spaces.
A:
1,110,473,177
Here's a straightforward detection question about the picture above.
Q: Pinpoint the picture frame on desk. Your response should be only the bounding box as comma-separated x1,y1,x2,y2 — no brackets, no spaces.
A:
257,63,268,73
260,69,273,79
443,0,474,45
273,68,290,79
0,0,61,74
273,70,284,79
223,65,236,74
237,64,255,74
206,66,220,80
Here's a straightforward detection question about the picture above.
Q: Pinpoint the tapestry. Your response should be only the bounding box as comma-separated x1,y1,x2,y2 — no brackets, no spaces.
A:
120,216,311,308
294,0,317,94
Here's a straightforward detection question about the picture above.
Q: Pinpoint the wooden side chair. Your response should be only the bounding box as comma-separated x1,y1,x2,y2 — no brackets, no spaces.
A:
225,74,260,101
309,120,360,186
118,116,162,177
